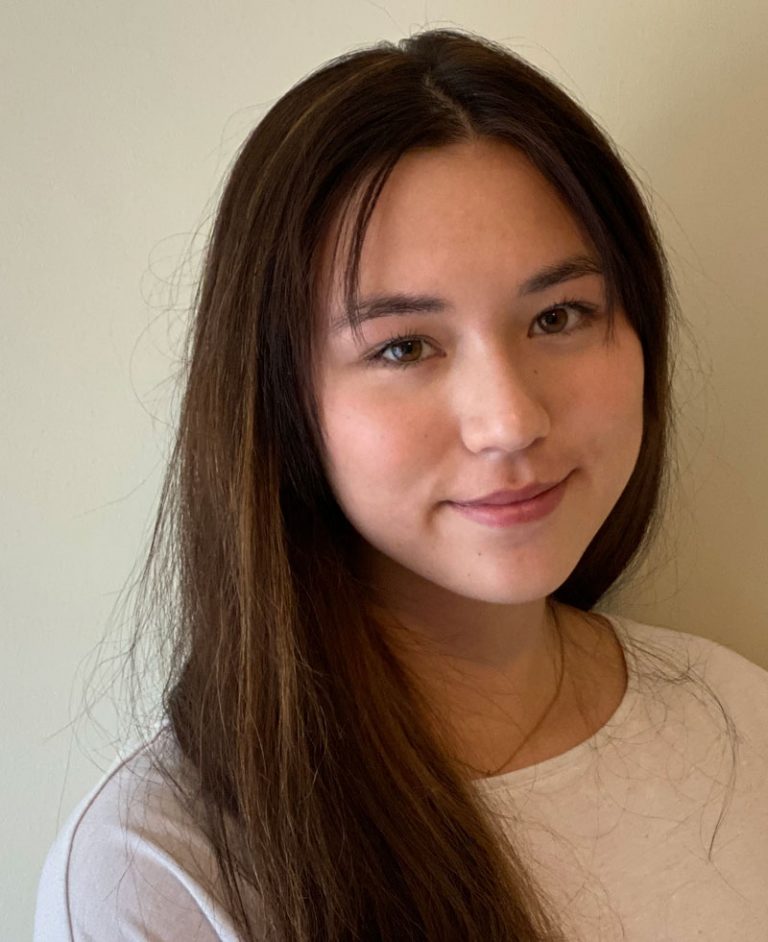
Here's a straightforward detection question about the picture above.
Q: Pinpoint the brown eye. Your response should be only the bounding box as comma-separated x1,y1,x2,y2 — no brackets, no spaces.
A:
536,308,570,334
371,336,440,369
385,339,424,363
365,333,438,370
530,301,597,337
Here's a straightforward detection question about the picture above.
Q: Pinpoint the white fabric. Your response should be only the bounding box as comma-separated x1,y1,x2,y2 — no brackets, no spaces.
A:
35,616,768,940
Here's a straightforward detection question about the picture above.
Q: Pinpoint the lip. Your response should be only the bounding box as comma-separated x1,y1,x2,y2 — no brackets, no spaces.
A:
455,482,563,505
448,476,570,528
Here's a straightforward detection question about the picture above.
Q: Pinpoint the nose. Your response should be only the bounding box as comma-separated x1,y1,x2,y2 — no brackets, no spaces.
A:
456,349,550,456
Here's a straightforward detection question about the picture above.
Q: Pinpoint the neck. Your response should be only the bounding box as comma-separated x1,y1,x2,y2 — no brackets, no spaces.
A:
362,555,625,779
362,560,571,776
364,548,556,667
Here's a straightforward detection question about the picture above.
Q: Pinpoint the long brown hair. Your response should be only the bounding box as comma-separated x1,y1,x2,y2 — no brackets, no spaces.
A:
140,29,674,940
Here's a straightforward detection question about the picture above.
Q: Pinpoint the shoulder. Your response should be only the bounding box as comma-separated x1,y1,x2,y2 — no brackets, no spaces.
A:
611,614,768,684
34,727,242,942
609,613,768,746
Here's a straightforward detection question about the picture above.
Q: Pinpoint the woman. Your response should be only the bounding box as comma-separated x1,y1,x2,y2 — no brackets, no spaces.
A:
35,29,768,941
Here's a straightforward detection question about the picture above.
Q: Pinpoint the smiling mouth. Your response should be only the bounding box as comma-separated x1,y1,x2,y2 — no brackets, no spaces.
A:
447,475,570,527
452,479,565,506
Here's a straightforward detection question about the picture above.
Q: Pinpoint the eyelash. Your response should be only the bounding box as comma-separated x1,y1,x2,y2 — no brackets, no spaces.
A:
364,298,600,370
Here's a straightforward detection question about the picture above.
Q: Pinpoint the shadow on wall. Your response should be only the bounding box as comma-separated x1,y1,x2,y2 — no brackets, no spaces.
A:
607,36,768,665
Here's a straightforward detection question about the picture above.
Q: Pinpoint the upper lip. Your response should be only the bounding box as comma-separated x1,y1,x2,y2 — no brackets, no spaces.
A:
452,479,564,506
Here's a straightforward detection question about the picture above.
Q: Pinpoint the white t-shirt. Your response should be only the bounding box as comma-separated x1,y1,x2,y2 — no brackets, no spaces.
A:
35,616,768,941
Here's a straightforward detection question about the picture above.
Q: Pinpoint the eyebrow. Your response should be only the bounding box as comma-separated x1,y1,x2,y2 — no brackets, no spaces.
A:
330,254,604,334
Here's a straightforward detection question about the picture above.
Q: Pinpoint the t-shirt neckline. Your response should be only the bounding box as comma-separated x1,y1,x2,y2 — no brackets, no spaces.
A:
472,613,639,794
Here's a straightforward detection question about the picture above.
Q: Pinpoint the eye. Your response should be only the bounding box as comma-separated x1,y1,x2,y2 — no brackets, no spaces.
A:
530,300,598,336
365,334,437,369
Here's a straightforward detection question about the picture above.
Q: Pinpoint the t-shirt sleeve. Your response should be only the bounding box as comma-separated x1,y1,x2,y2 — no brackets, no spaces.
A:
34,745,245,942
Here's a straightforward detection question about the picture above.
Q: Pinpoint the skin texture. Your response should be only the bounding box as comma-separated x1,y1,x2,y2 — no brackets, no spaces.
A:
315,138,644,775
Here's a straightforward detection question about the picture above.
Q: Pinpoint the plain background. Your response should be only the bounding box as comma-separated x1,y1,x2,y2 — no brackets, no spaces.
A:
4,1,768,937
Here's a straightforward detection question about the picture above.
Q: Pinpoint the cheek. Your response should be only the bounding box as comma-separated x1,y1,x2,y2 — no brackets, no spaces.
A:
319,385,433,511
571,331,645,475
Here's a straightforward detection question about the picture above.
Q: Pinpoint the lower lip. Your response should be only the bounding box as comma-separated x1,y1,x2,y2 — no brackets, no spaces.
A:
448,478,569,528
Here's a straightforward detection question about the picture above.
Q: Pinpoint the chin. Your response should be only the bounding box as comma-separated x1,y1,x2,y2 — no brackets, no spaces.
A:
453,580,564,607
423,560,572,607
447,547,581,603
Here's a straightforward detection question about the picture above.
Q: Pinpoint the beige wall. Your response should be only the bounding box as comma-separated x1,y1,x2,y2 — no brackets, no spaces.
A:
5,1,768,936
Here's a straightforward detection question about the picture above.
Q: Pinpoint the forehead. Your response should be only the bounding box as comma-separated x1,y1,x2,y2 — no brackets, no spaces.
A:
315,138,593,325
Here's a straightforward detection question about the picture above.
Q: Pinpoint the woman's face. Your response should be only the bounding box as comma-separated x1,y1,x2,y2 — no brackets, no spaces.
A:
315,138,644,608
